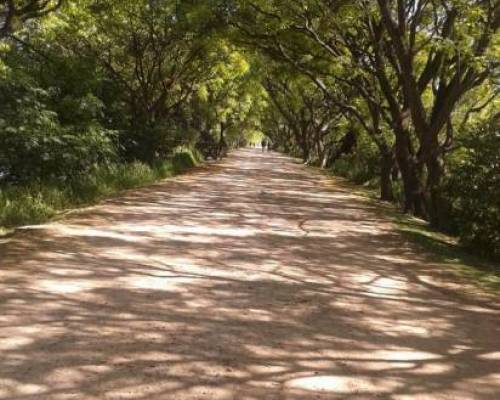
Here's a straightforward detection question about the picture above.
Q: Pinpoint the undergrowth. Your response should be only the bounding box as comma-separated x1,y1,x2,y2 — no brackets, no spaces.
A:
0,149,202,228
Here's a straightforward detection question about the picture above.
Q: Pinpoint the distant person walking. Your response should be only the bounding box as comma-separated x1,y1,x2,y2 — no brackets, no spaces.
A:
261,138,267,152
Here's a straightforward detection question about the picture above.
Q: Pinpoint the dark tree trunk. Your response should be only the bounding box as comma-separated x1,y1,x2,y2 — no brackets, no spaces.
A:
380,151,395,202
301,136,310,163
425,154,450,229
218,123,227,159
394,130,427,218
302,146,310,164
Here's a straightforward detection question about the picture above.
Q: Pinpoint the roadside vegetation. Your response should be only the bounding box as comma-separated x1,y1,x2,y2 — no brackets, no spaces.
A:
239,1,500,262
0,1,266,230
0,148,201,228
395,214,500,293
316,170,500,292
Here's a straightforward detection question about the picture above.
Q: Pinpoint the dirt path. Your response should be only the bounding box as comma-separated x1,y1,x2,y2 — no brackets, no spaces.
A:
0,149,499,400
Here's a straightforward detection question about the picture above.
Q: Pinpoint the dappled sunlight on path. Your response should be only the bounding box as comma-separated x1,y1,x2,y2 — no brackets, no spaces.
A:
1,148,499,399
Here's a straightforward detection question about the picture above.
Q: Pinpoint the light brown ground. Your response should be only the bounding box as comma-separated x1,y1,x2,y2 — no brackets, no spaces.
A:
0,148,499,400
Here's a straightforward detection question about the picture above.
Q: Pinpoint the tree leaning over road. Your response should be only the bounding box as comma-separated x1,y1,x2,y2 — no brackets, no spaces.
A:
230,0,499,257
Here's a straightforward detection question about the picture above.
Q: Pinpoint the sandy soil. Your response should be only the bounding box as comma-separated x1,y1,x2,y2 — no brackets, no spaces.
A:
0,148,499,400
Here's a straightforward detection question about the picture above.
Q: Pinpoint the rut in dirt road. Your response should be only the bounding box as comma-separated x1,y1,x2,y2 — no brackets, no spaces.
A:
0,148,499,400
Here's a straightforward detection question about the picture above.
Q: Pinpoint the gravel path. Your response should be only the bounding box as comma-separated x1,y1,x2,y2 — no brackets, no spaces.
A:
1,148,499,399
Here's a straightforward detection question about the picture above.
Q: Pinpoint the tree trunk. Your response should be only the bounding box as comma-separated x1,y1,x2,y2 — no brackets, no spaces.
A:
301,139,310,164
425,154,450,229
321,150,329,169
394,130,427,218
218,123,227,159
380,151,395,202
316,138,325,168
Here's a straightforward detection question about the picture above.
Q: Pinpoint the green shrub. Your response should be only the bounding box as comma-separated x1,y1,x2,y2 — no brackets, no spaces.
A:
445,118,500,260
332,154,378,185
0,148,202,228
0,189,56,227
114,162,156,189
153,160,175,179
0,79,117,183
330,134,380,185
171,148,202,173
69,167,113,204
190,148,205,164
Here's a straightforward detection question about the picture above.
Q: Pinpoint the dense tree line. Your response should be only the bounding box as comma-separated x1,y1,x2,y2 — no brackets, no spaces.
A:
0,0,499,258
0,0,266,226
230,0,499,259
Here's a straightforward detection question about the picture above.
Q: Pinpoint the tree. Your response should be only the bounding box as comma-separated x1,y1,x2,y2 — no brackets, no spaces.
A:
0,0,63,37
230,0,499,219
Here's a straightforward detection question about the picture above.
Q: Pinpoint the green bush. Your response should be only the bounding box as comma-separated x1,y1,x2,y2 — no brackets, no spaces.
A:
0,150,202,228
0,189,56,227
172,152,197,173
0,78,117,183
153,160,175,179
445,118,500,260
154,149,203,178
171,148,203,173
114,162,156,189
330,133,380,185
332,154,379,185
190,148,205,164
68,166,114,204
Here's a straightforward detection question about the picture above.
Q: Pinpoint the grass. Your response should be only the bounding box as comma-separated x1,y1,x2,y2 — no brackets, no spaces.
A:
0,148,202,230
394,213,500,293
315,166,500,293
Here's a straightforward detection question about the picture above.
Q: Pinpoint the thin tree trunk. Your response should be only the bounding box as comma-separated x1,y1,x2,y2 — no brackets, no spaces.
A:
380,151,395,201
218,123,227,159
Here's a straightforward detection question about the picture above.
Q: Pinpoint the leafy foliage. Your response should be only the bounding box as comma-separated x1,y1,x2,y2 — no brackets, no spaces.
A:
445,117,500,258
0,71,116,182
0,149,202,227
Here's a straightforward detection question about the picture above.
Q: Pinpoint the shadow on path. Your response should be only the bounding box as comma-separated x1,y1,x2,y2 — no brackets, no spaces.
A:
0,148,499,399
